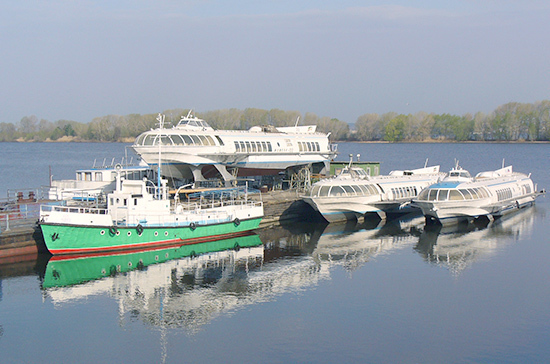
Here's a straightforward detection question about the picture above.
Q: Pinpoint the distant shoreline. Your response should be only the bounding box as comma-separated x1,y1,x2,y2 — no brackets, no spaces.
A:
1,139,548,144
339,140,550,144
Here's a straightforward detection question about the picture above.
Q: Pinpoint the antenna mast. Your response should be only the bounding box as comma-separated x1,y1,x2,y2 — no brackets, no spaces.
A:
156,113,165,198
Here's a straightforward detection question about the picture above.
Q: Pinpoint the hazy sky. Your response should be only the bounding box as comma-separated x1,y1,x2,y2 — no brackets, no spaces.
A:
1,1,549,124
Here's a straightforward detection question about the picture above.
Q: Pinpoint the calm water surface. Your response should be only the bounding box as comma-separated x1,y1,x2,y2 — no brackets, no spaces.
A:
1,142,549,363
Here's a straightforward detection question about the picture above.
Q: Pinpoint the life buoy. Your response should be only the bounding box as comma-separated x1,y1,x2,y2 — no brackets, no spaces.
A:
109,226,117,235
136,224,144,235
190,222,196,230
234,218,241,227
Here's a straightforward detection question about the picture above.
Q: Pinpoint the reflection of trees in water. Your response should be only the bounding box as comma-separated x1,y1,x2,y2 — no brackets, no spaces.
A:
414,206,541,276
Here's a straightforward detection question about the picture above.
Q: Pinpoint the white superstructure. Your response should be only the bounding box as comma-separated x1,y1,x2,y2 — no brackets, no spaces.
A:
48,161,154,201
131,112,337,185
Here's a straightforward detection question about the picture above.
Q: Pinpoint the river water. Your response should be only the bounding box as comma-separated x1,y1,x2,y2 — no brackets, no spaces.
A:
0,142,548,363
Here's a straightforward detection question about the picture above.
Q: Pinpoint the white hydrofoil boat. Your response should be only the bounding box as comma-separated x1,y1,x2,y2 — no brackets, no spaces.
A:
302,162,445,222
412,164,545,226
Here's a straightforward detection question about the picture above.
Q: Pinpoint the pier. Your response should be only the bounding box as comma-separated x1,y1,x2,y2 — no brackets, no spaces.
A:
0,189,316,260
0,160,378,260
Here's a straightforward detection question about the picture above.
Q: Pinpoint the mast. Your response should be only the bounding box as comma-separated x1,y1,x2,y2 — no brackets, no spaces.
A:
156,113,165,199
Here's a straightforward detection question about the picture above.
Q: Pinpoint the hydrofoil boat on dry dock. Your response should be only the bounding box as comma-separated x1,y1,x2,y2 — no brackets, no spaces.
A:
302,161,445,223
131,111,337,185
412,164,545,226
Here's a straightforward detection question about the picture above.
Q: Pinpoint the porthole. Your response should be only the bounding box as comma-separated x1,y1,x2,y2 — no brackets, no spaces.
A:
100,230,105,235
116,231,120,236
127,231,132,236
154,231,158,236
128,261,132,267
164,231,168,236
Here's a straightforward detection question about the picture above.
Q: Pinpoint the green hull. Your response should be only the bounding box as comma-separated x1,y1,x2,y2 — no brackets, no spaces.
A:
40,217,262,255
42,233,263,288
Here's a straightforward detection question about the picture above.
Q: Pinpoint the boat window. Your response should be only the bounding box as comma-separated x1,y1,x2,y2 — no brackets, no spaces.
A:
181,135,193,145
234,141,241,152
320,186,330,196
417,188,429,200
205,136,216,146
478,187,489,198
298,142,303,152
306,142,312,151
215,135,224,146
190,135,201,145
251,141,257,152
198,135,208,145
84,172,92,181
261,141,267,152
329,186,345,196
245,141,251,152
311,186,321,197
448,190,464,200
95,172,103,182
240,141,246,152
371,185,379,194
437,189,449,201
143,135,155,146
172,135,185,145
351,185,363,194
161,136,173,145
358,185,369,195
343,185,355,195
135,134,146,145
467,188,479,199
426,189,437,201
459,189,473,199
267,142,272,152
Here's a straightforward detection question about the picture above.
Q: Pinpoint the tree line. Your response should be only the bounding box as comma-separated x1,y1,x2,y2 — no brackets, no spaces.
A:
1,101,549,143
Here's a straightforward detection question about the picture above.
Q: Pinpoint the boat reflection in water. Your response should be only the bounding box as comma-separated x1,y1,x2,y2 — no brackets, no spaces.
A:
40,213,428,333
308,214,425,274
39,207,540,338
41,234,265,331
414,206,542,276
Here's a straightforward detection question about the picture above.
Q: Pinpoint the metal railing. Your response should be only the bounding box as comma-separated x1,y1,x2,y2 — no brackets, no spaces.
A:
0,203,41,233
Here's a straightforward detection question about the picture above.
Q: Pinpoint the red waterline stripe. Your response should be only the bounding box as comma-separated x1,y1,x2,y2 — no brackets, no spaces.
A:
48,230,253,257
